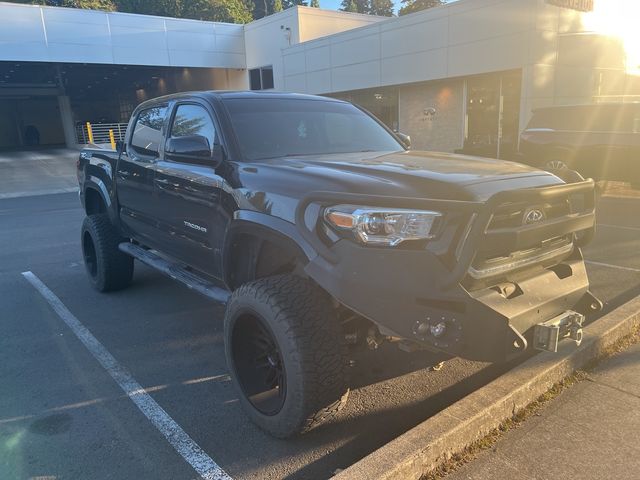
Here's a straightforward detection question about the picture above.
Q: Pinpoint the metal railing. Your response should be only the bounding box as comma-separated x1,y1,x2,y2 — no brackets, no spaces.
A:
76,122,128,147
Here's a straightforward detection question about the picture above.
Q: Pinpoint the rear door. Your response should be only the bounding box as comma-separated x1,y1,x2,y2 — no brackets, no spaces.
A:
116,104,168,244
153,101,227,279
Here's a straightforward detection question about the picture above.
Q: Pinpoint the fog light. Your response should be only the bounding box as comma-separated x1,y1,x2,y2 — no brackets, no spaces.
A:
430,322,447,338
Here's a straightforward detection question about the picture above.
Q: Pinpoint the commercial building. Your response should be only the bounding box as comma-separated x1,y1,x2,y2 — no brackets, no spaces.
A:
1,0,638,155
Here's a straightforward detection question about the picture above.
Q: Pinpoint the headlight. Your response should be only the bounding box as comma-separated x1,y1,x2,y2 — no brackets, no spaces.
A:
324,205,441,246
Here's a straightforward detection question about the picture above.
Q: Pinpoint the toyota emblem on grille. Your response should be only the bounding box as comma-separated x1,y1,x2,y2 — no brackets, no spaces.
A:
523,207,546,225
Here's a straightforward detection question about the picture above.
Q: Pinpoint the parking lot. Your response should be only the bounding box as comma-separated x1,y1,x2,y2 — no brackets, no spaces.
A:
1,186,640,480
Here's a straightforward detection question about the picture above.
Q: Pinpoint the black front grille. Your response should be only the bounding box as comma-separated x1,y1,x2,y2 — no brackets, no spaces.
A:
487,199,571,231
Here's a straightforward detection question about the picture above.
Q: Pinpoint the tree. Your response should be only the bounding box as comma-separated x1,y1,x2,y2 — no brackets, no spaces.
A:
310,0,319,7
273,0,282,12
11,0,253,23
12,0,116,9
398,0,444,16
115,0,180,17
282,0,307,9
339,0,366,13
369,0,392,16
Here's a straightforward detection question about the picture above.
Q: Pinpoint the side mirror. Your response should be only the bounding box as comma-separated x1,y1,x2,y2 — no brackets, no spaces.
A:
166,135,211,159
397,132,411,149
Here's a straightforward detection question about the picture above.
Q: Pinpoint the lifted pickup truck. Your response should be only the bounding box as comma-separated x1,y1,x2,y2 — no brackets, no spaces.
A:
78,91,601,438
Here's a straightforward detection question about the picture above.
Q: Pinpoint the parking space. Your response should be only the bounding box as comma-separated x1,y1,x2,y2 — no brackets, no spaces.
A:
1,190,639,480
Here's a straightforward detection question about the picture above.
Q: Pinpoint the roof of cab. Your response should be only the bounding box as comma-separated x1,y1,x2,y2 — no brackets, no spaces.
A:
136,90,345,109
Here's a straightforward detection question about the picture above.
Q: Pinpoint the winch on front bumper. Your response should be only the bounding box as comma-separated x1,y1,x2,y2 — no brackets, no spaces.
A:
296,179,602,362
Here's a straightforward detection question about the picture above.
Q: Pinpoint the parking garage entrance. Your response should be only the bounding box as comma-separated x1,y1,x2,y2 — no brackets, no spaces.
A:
0,62,242,150
0,95,66,149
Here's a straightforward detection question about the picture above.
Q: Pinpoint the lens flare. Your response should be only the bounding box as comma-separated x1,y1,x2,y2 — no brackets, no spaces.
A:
584,0,640,75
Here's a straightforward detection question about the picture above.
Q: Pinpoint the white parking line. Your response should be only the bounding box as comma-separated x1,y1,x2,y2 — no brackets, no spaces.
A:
585,260,640,273
21,271,232,480
598,223,640,233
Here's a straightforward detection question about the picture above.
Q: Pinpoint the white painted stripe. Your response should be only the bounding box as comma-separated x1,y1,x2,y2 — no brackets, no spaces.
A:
598,223,640,233
585,260,640,273
0,187,78,200
21,271,232,480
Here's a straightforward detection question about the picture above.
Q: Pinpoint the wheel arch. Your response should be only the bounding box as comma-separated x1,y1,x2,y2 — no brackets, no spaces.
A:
83,178,119,225
84,185,108,215
223,212,317,291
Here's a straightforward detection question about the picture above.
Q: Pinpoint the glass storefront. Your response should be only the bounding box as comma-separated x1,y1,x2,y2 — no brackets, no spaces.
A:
461,70,522,159
326,86,399,131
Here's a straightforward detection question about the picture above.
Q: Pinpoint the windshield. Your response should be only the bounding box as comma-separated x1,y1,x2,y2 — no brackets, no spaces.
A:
223,98,404,161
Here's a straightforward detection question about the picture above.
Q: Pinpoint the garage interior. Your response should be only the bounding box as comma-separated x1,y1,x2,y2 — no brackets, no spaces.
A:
0,61,242,150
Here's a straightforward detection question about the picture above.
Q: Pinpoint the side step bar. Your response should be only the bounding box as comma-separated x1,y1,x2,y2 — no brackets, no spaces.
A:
118,242,230,304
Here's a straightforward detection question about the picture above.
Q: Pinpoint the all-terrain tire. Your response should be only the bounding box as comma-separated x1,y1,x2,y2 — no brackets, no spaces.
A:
81,214,134,292
224,274,349,438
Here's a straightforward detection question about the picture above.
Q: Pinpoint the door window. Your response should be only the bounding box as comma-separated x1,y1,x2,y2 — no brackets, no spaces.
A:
131,105,168,156
168,104,217,159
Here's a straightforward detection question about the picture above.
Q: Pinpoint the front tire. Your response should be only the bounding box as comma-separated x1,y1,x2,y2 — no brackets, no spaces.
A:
81,214,133,292
224,275,349,438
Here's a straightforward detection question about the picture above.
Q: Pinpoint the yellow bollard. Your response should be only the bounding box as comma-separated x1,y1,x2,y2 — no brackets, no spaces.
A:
86,122,94,144
109,129,116,150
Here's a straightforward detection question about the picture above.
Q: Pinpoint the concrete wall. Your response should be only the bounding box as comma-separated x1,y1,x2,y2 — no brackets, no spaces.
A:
282,0,537,94
398,80,465,152
297,7,385,43
0,2,245,68
244,8,300,90
244,6,385,90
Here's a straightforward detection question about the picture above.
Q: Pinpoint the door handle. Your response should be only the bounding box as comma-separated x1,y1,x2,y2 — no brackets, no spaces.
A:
118,170,131,178
154,177,173,191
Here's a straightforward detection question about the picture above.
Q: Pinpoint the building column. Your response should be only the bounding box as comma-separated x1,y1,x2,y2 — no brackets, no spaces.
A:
57,95,77,149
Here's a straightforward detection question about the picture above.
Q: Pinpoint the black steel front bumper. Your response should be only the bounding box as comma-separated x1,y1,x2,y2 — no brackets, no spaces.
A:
297,180,601,362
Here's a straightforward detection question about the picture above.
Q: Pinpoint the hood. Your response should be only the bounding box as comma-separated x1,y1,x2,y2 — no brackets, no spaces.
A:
236,150,563,204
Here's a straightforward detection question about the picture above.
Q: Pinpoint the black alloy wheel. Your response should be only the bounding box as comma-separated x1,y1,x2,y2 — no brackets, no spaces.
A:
83,231,98,279
231,311,287,416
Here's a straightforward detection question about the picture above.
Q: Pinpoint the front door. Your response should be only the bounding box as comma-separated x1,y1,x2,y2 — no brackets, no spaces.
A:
464,71,521,160
153,102,226,279
116,104,168,244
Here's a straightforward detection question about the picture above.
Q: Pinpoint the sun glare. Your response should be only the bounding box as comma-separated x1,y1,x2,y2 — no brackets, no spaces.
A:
584,0,640,75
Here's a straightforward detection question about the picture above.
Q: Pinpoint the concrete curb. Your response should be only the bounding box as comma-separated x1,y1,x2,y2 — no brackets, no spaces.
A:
334,295,640,480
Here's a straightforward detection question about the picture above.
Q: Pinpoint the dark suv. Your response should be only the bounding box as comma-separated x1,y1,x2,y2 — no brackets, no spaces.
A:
519,103,640,187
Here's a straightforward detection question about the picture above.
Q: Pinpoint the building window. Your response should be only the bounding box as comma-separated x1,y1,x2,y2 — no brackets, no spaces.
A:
249,66,274,90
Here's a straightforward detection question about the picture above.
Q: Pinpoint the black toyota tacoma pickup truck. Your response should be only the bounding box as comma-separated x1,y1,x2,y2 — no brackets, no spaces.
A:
77,91,601,438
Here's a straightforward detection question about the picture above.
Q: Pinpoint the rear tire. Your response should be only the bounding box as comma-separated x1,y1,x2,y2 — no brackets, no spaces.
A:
224,275,349,438
81,214,133,292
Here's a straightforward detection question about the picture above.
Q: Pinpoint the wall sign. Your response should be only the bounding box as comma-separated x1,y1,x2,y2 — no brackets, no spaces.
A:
545,0,594,12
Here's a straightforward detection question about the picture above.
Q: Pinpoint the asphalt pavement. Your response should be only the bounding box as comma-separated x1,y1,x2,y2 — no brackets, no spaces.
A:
1,189,639,480
0,149,78,199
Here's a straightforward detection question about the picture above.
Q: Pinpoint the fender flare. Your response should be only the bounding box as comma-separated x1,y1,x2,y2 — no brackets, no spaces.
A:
222,210,318,287
83,177,118,224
